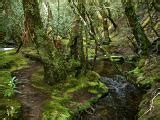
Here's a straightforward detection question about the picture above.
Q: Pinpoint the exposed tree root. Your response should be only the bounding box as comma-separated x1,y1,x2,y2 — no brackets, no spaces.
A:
143,88,160,115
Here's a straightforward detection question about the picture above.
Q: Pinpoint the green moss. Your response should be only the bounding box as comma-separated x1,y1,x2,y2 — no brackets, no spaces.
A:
0,50,29,97
154,96,160,106
69,59,81,68
137,76,160,89
88,89,99,94
131,56,160,89
138,58,146,68
0,50,29,119
151,115,160,120
0,50,29,71
30,68,108,120
137,56,160,120
137,77,152,89
97,55,124,63
0,71,11,83
30,65,51,92
86,71,101,81
110,56,124,63
43,100,72,120
138,93,160,120
128,67,144,85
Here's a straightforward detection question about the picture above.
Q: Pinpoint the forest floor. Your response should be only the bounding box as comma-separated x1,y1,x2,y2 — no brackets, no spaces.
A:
0,49,108,119
13,62,49,120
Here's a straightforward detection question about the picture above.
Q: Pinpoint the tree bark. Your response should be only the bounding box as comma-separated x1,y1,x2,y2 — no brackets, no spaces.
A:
69,0,85,74
123,0,151,55
100,8,111,44
22,0,67,85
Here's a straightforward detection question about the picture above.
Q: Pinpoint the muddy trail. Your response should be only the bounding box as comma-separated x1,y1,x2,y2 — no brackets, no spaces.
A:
13,63,49,120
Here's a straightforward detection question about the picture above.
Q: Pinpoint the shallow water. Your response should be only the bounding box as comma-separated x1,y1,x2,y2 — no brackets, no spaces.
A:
78,75,142,120
0,48,14,51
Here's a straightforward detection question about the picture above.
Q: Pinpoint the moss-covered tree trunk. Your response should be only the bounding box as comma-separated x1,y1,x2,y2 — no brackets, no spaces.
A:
99,2,111,45
22,0,67,85
123,0,151,55
69,0,85,74
70,17,81,60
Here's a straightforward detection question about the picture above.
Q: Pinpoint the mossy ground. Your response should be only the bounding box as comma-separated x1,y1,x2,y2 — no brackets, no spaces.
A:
30,66,108,120
0,50,29,71
129,55,160,120
0,50,29,119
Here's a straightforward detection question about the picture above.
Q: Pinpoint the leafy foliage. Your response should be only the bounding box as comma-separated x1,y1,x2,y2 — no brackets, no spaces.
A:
0,75,17,98
40,1,73,38
0,0,23,47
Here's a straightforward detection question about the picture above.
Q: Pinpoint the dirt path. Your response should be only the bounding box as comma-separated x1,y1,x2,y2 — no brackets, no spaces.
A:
13,63,49,120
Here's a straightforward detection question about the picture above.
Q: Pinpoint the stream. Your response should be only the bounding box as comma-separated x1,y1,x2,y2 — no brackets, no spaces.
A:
0,48,14,51
77,59,143,120
1,49,143,120
78,74,143,120
78,75,142,120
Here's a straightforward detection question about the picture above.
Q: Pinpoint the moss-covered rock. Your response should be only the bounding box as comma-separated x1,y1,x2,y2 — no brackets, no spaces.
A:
30,67,108,120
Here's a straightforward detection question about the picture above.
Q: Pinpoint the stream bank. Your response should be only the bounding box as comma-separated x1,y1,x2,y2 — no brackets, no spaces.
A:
135,55,160,120
15,54,143,120
30,65,108,120
77,75,143,120
1,49,159,120
75,59,144,120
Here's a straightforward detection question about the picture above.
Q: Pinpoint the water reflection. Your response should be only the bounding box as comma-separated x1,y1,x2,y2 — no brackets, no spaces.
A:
0,48,14,51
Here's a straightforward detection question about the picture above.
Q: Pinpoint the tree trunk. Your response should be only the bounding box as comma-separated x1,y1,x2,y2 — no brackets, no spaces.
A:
100,7,111,44
22,0,67,85
70,17,80,60
123,0,151,55
69,0,85,74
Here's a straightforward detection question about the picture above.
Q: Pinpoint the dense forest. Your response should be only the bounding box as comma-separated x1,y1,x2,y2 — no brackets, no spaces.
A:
0,0,160,120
